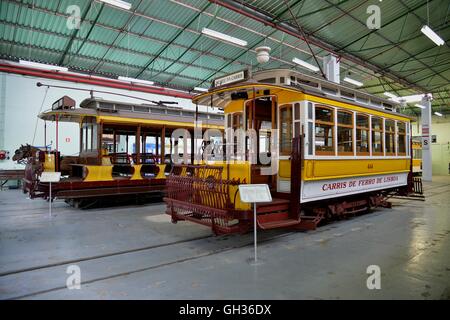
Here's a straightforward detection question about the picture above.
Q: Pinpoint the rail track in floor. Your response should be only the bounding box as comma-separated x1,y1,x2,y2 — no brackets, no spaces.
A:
0,229,296,300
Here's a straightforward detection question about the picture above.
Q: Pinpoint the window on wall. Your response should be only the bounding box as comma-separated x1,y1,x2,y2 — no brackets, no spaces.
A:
397,122,406,155
385,119,396,155
280,105,292,155
337,110,353,155
356,114,370,155
371,117,383,155
315,105,334,155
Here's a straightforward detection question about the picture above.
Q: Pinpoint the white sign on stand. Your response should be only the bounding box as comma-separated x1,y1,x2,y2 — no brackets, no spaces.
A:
238,184,272,265
40,172,61,217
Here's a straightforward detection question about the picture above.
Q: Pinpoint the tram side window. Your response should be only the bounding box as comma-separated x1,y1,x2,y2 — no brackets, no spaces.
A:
413,147,422,159
280,105,292,155
371,117,383,155
397,122,406,155
356,114,369,155
81,117,97,152
232,112,243,155
385,119,396,155
232,112,243,130
337,110,353,155
315,105,334,155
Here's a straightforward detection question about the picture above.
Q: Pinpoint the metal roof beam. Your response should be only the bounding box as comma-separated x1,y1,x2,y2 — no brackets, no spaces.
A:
134,2,212,78
0,20,223,75
335,0,432,52
58,3,102,66
308,0,368,36
210,0,430,93
321,0,449,86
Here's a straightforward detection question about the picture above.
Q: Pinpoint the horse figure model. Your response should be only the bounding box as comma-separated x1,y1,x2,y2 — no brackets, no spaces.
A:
12,144,43,197
12,144,40,164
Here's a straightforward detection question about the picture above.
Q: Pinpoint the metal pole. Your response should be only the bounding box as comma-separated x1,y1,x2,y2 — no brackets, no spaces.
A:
254,202,257,263
49,182,52,218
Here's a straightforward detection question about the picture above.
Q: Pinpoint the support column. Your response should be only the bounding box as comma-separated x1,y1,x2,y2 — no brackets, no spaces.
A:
113,130,116,153
136,125,141,164
0,74,5,151
97,121,103,165
421,95,432,181
161,126,166,164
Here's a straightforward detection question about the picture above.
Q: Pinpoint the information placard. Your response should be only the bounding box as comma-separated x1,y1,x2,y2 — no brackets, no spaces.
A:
238,184,272,203
40,172,61,183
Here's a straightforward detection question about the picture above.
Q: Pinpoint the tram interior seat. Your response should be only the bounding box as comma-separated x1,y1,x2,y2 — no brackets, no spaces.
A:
108,152,134,178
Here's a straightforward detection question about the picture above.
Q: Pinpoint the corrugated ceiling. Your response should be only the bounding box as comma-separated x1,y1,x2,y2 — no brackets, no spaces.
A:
0,0,448,115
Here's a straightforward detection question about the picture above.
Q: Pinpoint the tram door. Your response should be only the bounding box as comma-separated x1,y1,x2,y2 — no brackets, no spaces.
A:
277,102,301,193
245,97,277,190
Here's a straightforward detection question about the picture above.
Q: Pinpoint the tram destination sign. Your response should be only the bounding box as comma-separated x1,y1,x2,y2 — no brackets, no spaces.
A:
212,69,250,88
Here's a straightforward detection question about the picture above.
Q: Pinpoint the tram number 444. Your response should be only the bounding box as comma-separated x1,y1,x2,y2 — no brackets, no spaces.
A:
179,304,271,317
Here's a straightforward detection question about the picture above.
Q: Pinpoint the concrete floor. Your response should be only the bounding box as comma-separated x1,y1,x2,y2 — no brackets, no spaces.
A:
0,177,449,300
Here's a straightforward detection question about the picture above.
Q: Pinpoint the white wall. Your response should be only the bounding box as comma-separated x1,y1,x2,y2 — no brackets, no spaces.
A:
412,117,450,176
0,72,205,170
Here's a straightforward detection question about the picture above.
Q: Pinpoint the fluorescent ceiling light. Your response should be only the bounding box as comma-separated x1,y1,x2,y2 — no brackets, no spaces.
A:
395,94,428,103
202,28,247,47
292,57,320,72
194,87,208,92
434,112,443,117
99,0,132,10
384,92,397,99
343,77,363,87
414,104,426,109
19,60,68,72
118,76,154,86
421,25,445,46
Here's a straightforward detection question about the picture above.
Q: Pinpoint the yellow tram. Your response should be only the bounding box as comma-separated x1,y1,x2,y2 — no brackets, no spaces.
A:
412,138,422,175
164,69,415,234
22,96,223,207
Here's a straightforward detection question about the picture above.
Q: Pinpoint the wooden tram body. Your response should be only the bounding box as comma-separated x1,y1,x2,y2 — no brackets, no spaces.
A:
164,69,415,234
23,97,223,207
412,138,422,175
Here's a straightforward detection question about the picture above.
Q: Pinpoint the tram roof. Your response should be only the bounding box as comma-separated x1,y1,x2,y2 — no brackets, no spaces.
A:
38,97,224,129
193,69,414,120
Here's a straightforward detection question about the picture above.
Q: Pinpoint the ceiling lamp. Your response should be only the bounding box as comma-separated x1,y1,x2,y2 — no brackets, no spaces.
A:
202,28,247,47
421,25,445,46
343,77,363,87
292,57,319,72
396,94,429,103
19,60,68,72
255,46,271,64
100,0,132,10
118,76,154,86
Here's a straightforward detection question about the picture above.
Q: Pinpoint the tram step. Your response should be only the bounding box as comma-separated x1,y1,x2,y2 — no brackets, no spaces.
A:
257,212,300,230
256,198,290,214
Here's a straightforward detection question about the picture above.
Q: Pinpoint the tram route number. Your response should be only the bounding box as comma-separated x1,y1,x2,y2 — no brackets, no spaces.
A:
179,304,271,317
